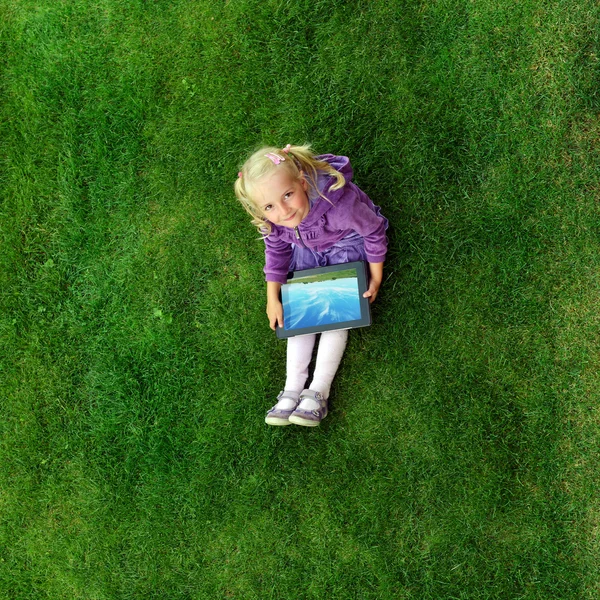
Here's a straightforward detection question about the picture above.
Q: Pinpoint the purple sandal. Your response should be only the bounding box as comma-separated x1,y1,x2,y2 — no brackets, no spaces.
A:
288,390,327,427
265,391,300,426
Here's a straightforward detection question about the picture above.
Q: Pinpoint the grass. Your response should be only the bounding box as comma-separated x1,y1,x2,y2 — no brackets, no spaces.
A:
1,0,600,597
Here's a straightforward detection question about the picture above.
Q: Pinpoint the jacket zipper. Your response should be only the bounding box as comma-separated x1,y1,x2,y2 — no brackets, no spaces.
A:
294,226,309,249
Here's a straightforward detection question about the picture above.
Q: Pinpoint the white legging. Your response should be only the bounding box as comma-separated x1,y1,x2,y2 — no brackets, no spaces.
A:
284,330,349,399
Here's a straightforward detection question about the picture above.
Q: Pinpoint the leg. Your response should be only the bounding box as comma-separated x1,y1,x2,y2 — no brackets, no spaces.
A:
307,329,348,399
265,334,317,426
284,334,317,395
288,330,349,427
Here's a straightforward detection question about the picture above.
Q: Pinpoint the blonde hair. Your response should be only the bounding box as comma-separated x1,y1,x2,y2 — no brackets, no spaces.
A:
234,144,345,235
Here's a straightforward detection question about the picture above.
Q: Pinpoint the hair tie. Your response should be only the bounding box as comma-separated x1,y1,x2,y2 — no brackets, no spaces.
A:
264,152,285,165
282,144,291,154
238,172,243,178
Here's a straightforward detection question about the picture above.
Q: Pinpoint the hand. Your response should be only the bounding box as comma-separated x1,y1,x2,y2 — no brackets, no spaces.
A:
267,298,283,330
363,279,381,303
363,262,383,304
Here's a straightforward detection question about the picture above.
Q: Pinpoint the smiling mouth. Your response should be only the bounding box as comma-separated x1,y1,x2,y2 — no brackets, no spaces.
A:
283,213,297,222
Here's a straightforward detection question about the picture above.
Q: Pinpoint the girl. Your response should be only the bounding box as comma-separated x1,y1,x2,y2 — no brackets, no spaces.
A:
235,144,388,427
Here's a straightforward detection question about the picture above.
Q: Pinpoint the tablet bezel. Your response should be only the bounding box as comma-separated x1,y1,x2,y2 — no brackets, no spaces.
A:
275,261,371,339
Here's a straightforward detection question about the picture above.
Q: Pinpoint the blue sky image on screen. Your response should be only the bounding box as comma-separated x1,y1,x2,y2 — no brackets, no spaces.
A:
282,272,362,330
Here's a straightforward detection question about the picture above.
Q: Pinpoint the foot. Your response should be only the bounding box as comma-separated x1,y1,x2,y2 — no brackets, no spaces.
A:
288,390,327,427
265,391,300,426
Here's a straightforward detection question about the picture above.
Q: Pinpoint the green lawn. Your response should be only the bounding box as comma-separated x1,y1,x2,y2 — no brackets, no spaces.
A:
2,0,600,598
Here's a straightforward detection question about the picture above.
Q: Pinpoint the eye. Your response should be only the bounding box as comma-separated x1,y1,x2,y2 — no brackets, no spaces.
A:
263,204,273,212
284,192,293,200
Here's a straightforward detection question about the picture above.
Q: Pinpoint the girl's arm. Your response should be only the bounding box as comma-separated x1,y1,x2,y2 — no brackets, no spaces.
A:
266,281,283,330
363,262,383,303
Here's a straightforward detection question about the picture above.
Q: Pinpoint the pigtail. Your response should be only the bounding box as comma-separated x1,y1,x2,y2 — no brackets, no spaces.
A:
235,169,272,236
284,145,345,200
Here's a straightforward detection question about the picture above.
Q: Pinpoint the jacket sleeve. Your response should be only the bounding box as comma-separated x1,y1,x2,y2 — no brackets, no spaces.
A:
328,183,388,263
263,234,293,284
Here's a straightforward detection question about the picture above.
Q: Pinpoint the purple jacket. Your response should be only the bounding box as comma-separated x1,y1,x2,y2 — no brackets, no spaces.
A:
264,155,388,283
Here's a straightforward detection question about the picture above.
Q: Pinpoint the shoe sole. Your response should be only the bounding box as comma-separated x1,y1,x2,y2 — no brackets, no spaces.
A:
288,416,322,427
265,417,292,426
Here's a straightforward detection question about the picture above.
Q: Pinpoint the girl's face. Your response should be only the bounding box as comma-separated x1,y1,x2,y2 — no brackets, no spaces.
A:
253,169,310,228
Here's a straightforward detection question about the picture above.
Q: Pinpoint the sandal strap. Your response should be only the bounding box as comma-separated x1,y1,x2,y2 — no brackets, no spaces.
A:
299,389,325,406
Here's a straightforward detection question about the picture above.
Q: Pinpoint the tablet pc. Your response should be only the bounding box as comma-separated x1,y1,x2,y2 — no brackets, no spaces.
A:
275,261,371,339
